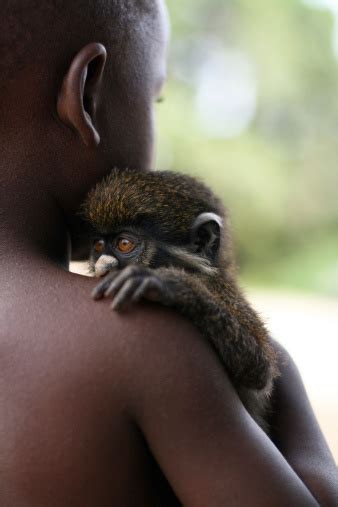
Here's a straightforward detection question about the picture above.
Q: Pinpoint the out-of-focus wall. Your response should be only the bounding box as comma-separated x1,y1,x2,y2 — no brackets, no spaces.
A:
251,291,338,463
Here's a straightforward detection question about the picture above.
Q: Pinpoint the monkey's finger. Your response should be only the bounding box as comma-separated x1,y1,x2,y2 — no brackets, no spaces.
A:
92,271,122,299
104,266,151,297
104,270,136,297
131,277,163,303
111,278,142,311
92,276,117,300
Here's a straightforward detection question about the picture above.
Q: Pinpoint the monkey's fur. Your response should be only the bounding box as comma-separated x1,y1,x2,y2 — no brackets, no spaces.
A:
83,169,279,431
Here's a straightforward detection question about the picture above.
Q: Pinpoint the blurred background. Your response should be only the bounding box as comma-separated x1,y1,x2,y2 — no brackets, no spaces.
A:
72,0,338,462
156,0,338,460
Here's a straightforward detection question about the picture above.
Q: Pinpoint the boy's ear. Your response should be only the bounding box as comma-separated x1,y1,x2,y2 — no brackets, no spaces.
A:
57,42,107,148
191,212,223,259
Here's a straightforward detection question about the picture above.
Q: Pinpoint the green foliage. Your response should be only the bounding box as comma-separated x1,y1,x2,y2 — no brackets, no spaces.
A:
156,0,338,295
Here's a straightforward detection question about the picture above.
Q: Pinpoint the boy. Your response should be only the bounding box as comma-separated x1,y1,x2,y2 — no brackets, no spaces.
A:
0,1,336,505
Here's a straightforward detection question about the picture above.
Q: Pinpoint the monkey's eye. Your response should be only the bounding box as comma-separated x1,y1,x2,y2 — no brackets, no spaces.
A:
94,239,105,254
117,238,136,254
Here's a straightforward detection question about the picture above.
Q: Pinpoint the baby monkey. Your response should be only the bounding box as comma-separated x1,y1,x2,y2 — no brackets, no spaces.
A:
83,169,279,431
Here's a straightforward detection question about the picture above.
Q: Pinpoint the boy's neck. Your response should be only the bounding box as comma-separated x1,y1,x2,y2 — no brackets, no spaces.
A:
0,160,70,270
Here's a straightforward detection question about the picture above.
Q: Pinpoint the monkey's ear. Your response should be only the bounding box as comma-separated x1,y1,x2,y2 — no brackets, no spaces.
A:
57,43,107,148
190,212,223,259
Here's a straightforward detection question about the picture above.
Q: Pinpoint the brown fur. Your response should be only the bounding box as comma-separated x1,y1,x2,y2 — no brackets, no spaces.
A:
84,170,229,248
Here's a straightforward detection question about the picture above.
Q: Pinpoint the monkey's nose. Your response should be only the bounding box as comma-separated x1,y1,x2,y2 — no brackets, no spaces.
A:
94,255,119,278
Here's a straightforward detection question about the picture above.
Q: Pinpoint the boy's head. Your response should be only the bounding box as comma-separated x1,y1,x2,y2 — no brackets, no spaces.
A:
1,0,169,212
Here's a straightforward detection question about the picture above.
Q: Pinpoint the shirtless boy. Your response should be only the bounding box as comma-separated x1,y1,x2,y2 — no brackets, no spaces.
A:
0,1,337,505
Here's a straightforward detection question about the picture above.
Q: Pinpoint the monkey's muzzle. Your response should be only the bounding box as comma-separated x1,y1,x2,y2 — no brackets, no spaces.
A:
94,255,119,278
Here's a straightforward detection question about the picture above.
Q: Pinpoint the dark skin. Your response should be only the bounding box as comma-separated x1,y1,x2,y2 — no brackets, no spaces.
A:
0,1,337,505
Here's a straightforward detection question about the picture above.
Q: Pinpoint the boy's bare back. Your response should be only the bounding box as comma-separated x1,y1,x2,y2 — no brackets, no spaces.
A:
1,265,186,505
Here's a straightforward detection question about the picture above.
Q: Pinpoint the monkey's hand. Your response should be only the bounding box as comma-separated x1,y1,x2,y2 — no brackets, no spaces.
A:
91,266,173,311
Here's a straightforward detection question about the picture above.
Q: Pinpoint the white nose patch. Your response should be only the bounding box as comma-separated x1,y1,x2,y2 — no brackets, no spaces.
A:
94,255,119,278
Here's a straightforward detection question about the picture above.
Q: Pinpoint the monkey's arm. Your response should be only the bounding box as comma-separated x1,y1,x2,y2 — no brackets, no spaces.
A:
93,265,277,393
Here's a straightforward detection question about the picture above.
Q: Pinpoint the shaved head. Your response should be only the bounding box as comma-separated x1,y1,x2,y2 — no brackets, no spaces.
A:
0,0,169,221
1,0,161,86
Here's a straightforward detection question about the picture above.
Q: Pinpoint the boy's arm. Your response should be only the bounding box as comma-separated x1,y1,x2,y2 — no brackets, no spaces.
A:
120,305,330,507
270,341,338,507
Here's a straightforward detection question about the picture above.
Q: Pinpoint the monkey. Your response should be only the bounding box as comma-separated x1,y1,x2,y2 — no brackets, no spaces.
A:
81,168,279,432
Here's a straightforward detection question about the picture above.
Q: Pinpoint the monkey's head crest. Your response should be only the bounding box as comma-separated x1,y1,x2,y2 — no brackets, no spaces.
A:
82,169,226,245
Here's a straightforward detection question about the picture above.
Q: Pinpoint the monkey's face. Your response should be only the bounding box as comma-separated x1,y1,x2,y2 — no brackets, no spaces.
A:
89,211,225,278
90,228,156,278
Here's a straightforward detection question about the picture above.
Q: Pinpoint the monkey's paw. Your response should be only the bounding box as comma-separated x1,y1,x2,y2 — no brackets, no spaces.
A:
91,266,168,311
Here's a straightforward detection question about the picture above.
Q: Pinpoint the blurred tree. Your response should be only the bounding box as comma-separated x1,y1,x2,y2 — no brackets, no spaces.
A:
156,0,338,295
